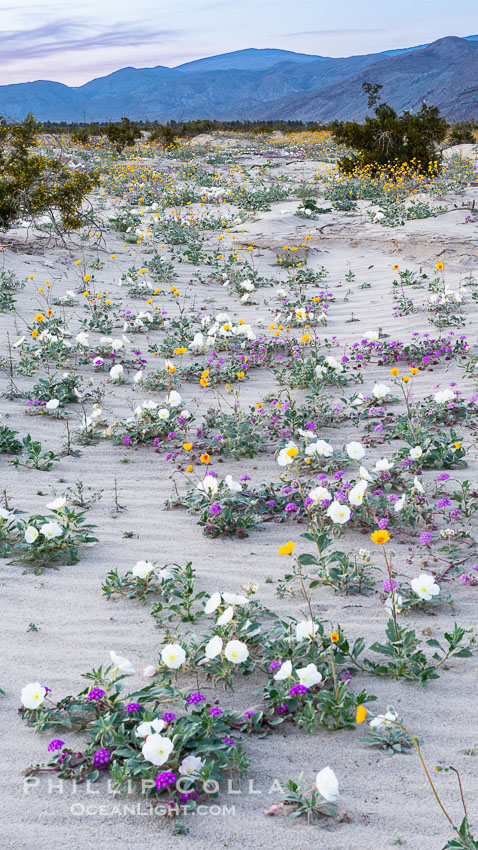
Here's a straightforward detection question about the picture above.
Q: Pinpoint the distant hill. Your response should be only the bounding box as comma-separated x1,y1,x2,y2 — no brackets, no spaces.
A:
0,37,477,123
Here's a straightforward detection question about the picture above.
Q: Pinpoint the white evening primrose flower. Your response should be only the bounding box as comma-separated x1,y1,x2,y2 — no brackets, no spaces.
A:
224,640,249,664
373,383,390,399
348,481,367,506
346,441,365,460
364,330,379,342
134,370,143,383
204,635,223,660
25,525,39,543
370,709,397,731
136,718,165,737
142,734,174,766
308,486,331,504
222,592,248,606
384,592,403,615
197,475,218,495
40,522,63,539
434,388,455,404
133,560,154,579
179,755,203,776
161,643,186,669
325,356,343,373
274,659,292,681
110,650,135,674
359,465,373,482
374,457,394,472
47,497,66,511
167,390,181,407
315,767,339,802
306,439,333,457
157,408,169,420
109,364,124,381
46,399,59,411
217,605,234,626
21,682,47,710
411,574,440,601
413,476,424,494
225,474,241,492
409,446,423,459
277,441,299,466
295,620,318,641
297,663,323,688
205,591,222,614
326,501,351,524
394,494,406,512
76,332,89,346
143,665,157,678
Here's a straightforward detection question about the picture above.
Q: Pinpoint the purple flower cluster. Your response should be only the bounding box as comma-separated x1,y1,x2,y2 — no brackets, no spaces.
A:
125,702,141,713
162,712,176,723
156,771,177,790
93,749,111,769
87,688,105,701
289,684,308,697
186,692,206,705
48,739,65,752
208,707,224,718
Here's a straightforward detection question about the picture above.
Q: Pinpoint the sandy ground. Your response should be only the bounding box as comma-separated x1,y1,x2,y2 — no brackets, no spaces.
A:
1,138,478,850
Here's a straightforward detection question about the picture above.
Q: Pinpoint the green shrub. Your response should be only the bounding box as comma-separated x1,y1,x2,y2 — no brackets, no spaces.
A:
0,113,101,231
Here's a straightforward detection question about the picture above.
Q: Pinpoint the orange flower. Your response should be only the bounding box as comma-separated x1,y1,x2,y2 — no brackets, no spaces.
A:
278,541,295,555
200,453,210,464
329,631,339,643
393,264,399,270
370,529,390,545
355,705,367,724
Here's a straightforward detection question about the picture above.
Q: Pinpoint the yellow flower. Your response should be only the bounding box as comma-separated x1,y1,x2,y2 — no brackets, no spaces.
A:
390,368,399,376
200,453,210,464
300,333,310,343
436,261,444,271
393,264,399,270
278,541,295,556
31,329,38,338
186,465,193,473
370,529,390,545
286,446,298,459
356,705,367,723
183,443,193,451
34,313,45,322
174,347,187,354
410,367,419,375
454,442,461,450
236,371,245,379
83,273,90,282
200,378,208,388
402,375,410,383
329,631,339,643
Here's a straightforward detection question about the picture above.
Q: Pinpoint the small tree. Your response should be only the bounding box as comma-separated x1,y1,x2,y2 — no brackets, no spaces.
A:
0,113,100,231
332,91,447,175
105,116,142,153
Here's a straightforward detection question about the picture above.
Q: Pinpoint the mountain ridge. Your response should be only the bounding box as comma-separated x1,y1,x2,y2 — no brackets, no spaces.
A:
0,37,477,122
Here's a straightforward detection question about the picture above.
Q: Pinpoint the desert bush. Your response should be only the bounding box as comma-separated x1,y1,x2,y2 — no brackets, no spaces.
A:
0,113,100,230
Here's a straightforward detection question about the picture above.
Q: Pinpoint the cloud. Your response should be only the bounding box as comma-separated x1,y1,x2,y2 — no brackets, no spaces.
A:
0,19,182,63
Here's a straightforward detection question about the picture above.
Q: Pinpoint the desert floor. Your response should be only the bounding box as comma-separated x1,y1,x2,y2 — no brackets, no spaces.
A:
1,134,478,850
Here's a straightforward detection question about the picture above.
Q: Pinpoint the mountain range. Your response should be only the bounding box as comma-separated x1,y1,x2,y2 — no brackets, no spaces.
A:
0,36,477,123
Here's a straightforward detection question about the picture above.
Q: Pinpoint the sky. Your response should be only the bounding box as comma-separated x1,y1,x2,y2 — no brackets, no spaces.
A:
1,0,477,86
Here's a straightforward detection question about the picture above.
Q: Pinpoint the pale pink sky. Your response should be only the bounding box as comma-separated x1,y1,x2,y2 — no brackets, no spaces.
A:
1,0,476,85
